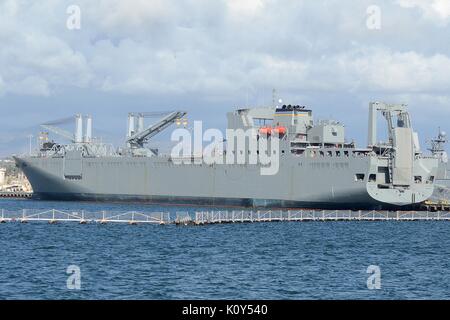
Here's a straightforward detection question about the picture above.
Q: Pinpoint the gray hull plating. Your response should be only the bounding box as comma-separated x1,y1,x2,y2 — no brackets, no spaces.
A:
15,153,429,210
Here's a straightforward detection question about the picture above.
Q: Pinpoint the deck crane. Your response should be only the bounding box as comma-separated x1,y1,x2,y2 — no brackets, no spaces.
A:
40,115,82,143
40,114,93,144
126,111,187,149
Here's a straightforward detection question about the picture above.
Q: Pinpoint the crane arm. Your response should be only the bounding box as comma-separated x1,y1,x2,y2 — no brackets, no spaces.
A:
127,111,187,147
41,124,75,142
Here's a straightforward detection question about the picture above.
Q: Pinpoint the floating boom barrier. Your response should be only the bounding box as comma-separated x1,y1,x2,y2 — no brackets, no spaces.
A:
1,209,450,225
0,192,33,198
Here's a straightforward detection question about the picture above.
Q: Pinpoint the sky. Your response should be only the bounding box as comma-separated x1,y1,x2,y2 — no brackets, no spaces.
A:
1,0,450,156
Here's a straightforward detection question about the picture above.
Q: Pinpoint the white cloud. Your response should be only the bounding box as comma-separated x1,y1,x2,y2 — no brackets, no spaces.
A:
397,0,450,22
0,1,93,96
0,76,5,96
343,49,450,93
0,0,450,101
93,0,177,36
227,0,266,18
8,75,50,96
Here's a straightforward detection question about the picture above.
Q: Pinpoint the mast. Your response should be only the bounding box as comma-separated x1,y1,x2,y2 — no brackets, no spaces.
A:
428,128,447,156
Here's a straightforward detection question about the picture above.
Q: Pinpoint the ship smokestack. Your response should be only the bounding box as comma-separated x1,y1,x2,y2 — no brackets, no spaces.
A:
137,114,145,133
75,114,83,143
85,115,92,143
127,113,136,138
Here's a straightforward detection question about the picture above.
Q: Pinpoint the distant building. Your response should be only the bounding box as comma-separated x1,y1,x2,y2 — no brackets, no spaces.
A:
0,168,6,186
0,161,32,193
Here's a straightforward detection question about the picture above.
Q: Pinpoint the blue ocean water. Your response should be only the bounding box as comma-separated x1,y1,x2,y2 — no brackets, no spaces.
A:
1,198,450,300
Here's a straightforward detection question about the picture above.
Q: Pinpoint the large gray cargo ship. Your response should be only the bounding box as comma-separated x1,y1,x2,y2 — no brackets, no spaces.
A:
15,102,439,209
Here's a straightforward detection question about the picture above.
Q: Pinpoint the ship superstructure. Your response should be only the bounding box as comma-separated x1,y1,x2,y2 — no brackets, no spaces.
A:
14,102,439,209
429,130,450,186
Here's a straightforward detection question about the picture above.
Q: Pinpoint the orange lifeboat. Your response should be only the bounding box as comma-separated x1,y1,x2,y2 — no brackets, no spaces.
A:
272,126,287,136
259,126,272,135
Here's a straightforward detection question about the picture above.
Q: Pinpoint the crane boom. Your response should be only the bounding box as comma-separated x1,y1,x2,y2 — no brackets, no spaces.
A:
127,111,186,148
137,111,175,118
40,124,75,142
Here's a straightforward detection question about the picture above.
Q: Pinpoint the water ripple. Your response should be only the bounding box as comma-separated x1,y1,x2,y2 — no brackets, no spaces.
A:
1,199,450,299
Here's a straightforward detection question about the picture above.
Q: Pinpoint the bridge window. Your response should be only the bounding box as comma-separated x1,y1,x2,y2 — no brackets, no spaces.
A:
369,174,376,182
414,176,422,183
355,173,365,182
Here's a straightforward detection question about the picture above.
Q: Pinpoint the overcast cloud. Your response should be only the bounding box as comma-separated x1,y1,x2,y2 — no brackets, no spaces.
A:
1,0,450,155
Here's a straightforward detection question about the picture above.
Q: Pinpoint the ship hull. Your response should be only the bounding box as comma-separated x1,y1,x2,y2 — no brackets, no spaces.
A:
31,192,384,210
14,153,435,210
